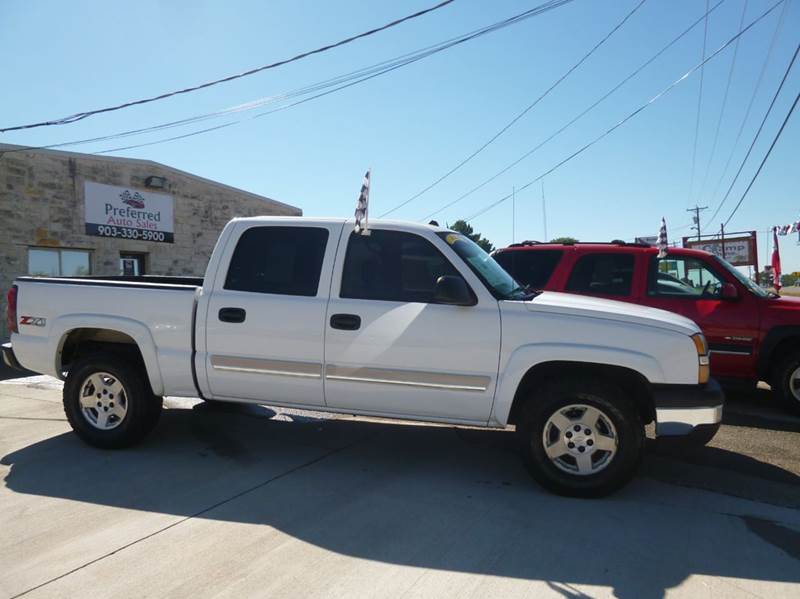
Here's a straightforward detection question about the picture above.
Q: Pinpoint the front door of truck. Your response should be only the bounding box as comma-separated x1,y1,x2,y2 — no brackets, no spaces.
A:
644,254,760,379
323,227,501,423
201,222,342,406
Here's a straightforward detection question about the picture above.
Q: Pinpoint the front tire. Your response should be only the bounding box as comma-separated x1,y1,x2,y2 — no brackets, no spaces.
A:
771,351,800,416
517,378,644,498
63,354,161,449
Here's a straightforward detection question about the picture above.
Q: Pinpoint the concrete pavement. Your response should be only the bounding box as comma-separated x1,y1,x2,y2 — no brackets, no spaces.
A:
1,376,799,599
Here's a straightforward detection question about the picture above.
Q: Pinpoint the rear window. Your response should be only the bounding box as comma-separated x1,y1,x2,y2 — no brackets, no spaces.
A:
225,226,328,296
565,253,634,297
493,250,563,290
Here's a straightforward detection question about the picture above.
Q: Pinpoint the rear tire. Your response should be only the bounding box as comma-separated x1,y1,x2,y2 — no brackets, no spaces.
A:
63,354,161,448
517,378,644,498
771,351,800,416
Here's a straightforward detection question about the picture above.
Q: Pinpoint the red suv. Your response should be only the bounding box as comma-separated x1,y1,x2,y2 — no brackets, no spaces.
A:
493,241,800,414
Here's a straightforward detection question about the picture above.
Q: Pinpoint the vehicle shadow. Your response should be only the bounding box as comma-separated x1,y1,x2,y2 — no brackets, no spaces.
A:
3,403,799,599
722,387,800,433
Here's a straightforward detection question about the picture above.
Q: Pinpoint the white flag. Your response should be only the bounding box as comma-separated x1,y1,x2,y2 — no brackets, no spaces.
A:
354,169,371,235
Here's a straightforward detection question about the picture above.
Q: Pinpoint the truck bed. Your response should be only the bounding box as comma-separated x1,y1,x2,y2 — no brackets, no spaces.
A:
16,275,203,288
11,276,200,396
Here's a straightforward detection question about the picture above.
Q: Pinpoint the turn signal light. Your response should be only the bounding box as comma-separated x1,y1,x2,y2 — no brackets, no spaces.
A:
692,333,710,384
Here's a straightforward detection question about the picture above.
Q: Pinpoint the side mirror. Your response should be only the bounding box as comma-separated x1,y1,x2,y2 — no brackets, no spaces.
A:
721,282,739,300
433,275,475,306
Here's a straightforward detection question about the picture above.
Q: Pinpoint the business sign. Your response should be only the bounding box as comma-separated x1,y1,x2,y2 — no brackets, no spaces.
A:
84,181,174,243
635,235,658,246
684,235,756,267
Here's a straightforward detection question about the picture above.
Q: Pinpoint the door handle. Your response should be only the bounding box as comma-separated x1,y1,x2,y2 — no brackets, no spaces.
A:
219,307,246,323
330,313,361,331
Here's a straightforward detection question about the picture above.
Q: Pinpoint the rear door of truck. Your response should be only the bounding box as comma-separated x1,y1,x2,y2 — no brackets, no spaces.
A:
200,220,344,406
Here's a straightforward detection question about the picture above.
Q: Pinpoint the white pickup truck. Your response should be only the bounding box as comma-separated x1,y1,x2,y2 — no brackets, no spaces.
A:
3,217,723,496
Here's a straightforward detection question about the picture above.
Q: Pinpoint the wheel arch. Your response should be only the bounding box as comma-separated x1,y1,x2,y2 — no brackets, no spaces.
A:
52,316,164,395
504,361,655,427
757,326,800,379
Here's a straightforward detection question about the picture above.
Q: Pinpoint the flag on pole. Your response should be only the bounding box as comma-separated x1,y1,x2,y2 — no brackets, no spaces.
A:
354,169,371,235
657,217,668,258
772,226,782,291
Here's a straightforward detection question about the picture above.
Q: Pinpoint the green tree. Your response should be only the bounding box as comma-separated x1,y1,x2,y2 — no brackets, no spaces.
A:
550,236,579,244
448,220,495,253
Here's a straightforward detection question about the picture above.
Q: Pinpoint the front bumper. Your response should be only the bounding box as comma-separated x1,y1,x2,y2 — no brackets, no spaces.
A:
2,342,24,371
653,378,724,439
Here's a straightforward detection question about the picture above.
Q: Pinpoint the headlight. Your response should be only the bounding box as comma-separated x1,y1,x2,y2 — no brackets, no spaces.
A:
691,333,710,384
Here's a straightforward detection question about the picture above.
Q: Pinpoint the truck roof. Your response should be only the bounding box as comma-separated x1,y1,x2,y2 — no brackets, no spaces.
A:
496,240,714,259
232,215,450,235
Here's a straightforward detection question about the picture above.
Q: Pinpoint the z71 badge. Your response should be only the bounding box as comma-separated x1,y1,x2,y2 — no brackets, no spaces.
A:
19,316,46,327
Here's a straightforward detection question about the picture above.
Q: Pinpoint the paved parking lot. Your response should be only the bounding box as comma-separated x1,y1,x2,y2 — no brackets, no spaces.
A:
1,372,798,599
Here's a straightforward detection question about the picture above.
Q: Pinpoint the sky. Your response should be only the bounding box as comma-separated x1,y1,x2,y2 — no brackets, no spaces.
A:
1,0,798,271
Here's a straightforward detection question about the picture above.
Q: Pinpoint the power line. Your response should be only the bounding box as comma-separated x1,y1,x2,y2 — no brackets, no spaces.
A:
687,0,711,206
2,0,577,157
697,0,749,202
706,43,799,226
707,0,790,204
462,0,782,224
723,90,799,227
378,0,648,218
0,0,457,134
422,0,729,221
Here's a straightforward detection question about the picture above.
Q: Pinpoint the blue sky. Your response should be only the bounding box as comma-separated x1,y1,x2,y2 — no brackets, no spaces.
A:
2,0,798,271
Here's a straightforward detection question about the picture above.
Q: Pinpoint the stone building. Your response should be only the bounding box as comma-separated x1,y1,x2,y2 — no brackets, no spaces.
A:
0,143,301,339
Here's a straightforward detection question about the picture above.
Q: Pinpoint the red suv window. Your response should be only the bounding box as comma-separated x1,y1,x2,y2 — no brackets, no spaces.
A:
565,253,634,297
494,250,563,290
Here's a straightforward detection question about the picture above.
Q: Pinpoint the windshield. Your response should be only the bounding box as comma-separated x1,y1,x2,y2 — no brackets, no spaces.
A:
437,232,531,300
713,255,771,298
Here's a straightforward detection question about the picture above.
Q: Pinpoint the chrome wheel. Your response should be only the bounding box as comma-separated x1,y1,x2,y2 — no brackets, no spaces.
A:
542,404,618,476
79,372,128,430
789,366,800,402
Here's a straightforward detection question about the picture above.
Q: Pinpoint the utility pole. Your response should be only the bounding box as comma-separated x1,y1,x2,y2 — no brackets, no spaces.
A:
687,205,708,241
720,223,725,260
541,181,548,241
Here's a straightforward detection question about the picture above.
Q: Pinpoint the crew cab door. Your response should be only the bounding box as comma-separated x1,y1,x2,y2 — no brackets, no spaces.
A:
644,254,760,378
200,221,343,405
323,226,501,423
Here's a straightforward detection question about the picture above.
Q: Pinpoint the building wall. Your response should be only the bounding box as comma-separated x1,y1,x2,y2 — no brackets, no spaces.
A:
0,146,301,339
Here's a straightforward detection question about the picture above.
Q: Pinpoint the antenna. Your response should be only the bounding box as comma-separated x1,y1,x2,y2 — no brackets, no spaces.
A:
542,181,548,241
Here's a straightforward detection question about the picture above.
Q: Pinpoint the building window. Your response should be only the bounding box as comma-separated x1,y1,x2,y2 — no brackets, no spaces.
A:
120,253,147,276
28,248,91,277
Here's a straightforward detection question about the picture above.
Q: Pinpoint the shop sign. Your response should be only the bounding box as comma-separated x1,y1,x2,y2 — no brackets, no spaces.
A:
84,181,174,243
684,236,755,267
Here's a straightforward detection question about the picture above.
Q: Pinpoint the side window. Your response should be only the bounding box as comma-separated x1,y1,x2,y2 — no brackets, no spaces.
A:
649,256,725,298
341,229,466,303
224,226,328,296
565,253,634,296
494,250,563,290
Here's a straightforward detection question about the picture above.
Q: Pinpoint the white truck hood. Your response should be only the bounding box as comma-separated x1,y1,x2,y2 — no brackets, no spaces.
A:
524,291,699,336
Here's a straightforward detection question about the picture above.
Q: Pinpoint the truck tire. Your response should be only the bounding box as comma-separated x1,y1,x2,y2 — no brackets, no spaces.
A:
63,354,162,449
517,378,644,498
771,351,800,416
